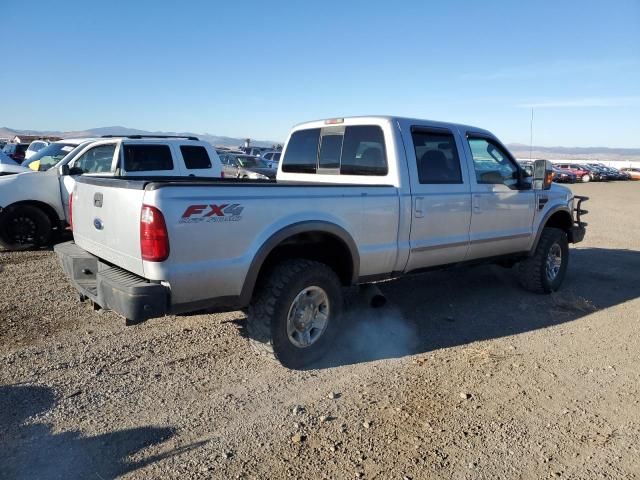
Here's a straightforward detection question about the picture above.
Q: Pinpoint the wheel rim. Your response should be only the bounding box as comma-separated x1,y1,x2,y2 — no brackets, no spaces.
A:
8,215,37,245
545,243,562,282
286,286,330,348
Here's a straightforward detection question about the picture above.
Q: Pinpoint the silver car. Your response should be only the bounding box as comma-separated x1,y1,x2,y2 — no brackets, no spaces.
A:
219,153,275,180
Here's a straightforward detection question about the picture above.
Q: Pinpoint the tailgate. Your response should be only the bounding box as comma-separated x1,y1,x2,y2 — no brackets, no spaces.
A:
72,177,146,276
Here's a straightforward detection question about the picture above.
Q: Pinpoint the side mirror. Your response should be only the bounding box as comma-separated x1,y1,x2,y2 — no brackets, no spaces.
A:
68,166,84,176
59,164,70,176
533,160,554,190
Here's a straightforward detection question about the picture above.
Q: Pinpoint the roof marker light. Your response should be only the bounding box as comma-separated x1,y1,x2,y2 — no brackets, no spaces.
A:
324,118,344,125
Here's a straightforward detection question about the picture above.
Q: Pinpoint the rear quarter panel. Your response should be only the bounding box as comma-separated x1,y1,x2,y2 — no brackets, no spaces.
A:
142,184,400,305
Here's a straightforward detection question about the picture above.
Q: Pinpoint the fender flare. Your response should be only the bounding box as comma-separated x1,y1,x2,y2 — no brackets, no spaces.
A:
239,220,360,305
529,206,572,255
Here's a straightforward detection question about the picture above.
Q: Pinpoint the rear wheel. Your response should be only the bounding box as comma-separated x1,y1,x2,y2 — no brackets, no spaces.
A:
247,259,343,369
0,205,52,250
516,227,569,293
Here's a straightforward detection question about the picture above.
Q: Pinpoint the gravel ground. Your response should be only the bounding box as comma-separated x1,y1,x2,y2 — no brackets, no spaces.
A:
1,182,639,479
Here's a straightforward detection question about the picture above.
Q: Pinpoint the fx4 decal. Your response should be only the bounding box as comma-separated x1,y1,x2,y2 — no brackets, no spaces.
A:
180,204,244,223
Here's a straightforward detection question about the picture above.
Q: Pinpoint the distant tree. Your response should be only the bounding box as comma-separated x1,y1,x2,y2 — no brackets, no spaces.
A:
272,143,283,151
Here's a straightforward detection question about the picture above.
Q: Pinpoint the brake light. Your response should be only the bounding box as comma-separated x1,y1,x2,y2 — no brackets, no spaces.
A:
220,170,225,178
140,205,169,262
69,193,74,230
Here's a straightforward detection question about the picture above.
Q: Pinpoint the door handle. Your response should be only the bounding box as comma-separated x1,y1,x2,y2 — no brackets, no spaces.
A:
472,194,481,213
415,197,424,218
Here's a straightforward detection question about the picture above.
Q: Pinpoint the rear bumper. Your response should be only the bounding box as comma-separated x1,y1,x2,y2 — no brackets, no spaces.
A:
54,241,169,321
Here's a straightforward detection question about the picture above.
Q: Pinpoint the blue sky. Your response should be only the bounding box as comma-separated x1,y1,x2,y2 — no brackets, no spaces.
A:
1,0,639,146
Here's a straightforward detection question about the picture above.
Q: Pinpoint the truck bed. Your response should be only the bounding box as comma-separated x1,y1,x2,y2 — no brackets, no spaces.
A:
71,175,402,310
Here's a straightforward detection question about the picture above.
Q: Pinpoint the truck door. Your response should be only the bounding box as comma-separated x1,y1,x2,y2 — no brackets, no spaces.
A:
61,141,118,220
404,126,472,271
462,134,535,259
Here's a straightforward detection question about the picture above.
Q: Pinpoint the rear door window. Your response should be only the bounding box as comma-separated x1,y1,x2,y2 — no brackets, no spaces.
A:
123,144,173,172
411,129,462,184
180,145,211,169
282,128,320,173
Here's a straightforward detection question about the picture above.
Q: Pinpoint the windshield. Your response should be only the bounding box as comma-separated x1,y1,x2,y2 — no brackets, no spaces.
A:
24,143,78,171
237,156,268,168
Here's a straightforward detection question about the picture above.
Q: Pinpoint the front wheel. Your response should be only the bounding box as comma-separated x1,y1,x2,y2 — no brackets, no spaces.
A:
516,227,569,293
582,174,591,183
247,259,343,369
0,205,52,250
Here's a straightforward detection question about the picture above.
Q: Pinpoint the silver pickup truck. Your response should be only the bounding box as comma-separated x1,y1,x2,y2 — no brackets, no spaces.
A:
55,116,587,368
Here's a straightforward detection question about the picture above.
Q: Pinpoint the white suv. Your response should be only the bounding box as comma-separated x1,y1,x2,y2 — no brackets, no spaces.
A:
0,135,222,249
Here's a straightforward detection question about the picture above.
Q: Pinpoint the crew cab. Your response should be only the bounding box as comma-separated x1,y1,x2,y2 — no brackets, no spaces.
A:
55,116,587,368
0,135,221,250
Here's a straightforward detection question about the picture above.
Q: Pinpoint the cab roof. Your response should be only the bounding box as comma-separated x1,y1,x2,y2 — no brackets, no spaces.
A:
292,115,494,136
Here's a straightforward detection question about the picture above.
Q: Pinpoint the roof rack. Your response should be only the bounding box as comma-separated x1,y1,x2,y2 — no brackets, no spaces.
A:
101,134,200,141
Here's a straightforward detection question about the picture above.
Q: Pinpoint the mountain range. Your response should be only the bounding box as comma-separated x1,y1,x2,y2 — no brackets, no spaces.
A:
0,126,280,149
2,126,639,161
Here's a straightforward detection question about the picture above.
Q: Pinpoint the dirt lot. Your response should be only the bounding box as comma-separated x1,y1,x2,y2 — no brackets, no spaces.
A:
1,182,639,479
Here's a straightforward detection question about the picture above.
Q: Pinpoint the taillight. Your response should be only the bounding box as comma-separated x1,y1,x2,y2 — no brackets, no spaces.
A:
220,170,225,178
68,193,74,230
140,205,169,262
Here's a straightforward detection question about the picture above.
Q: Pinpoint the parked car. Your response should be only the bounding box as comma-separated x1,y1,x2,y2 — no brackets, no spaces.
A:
552,167,577,183
219,153,276,179
593,164,628,181
215,146,244,155
0,135,222,250
2,143,30,163
21,139,93,171
25,140,50,160
239,146,269,157
0,150,30,176
260,151,282,169
555,163,594,182
55,116,587,368
620,167,640,180
580,164,610,181
516,160,534,177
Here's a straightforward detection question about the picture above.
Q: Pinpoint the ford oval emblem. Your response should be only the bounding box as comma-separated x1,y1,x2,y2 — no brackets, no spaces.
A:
93,218,104,230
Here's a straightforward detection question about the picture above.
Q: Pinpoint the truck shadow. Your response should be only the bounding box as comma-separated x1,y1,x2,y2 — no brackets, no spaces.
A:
0,384,203,479
307,247,640,369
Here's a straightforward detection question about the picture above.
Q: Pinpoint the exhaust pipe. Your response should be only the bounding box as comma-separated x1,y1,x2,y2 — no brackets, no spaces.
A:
360,284,387,308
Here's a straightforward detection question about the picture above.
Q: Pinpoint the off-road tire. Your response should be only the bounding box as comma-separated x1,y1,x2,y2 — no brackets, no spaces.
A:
247,259,343,369
0,205,52,250
517,227,569,293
